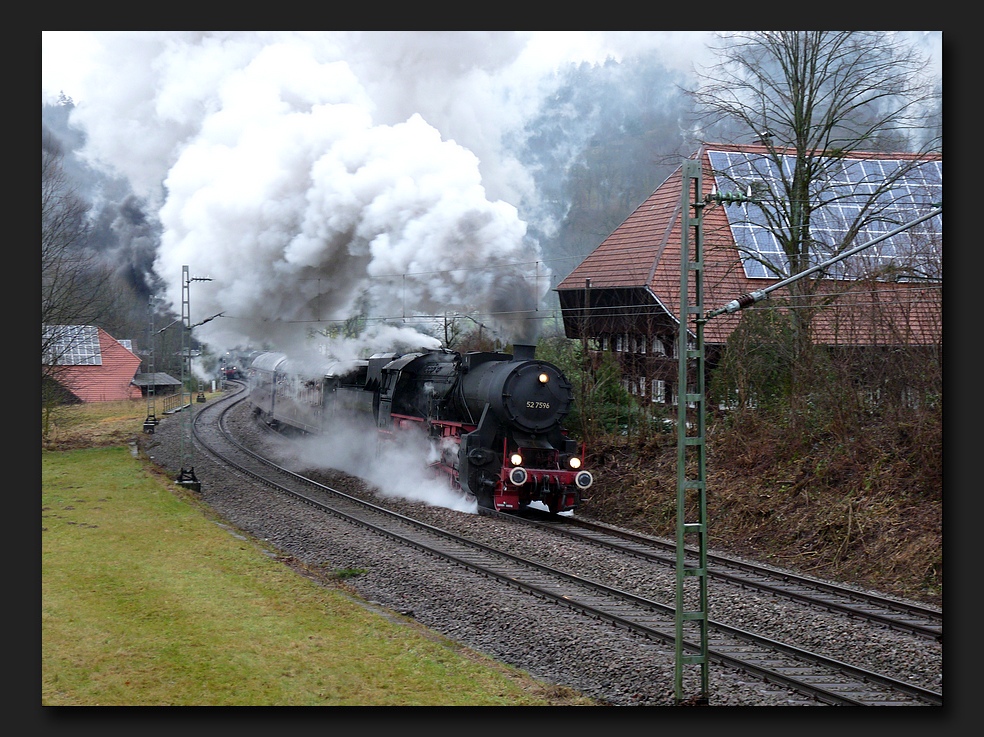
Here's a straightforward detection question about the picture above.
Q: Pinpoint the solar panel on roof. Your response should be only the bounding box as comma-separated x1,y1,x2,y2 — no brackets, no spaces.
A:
42,325,102,365
707,150,942,281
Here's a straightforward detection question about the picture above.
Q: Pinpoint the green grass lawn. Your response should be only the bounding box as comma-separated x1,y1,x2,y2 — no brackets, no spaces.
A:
42,442,594,706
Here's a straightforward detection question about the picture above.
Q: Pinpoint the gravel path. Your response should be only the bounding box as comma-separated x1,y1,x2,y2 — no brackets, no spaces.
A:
137,395,942,706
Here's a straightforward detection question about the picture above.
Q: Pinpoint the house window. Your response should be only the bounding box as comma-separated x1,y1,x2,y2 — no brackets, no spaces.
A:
670,384,695,407
651,379,665,403
616,334,623,352
638,376,646,396
601,335,609,351
670,338,695,358
639,335,646,354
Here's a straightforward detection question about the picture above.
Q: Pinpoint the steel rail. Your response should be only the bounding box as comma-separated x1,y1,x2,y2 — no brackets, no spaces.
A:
513,514,942,642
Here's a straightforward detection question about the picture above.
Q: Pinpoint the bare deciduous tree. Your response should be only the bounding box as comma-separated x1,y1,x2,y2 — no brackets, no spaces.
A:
689,31,941,390
41,134,116,424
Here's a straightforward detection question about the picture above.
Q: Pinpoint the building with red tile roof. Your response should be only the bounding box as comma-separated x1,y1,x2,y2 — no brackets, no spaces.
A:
42,325,144,403
555,143,942,404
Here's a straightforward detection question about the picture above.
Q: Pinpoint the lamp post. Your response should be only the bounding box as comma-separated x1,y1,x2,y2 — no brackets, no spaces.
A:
176,265,213,492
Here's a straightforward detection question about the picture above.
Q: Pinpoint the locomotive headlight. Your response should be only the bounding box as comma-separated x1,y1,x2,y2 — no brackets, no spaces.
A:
568,456,582,470
510,452,523,466
509,466,528,486
575,471,593,489
538,372,549,384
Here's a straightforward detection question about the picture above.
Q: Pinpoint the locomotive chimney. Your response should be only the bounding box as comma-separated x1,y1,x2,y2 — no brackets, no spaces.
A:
512,343,536,361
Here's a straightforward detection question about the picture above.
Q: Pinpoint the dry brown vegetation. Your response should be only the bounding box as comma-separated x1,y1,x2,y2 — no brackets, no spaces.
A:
580,418,942,608
40,397,212,452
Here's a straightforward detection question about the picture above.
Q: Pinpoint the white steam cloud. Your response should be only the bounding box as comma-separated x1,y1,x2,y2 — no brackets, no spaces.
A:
278,413,479,514
52,31,596,353
47,31,726,355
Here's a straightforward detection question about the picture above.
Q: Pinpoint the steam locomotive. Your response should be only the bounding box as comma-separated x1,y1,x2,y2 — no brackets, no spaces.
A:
246,343,592,515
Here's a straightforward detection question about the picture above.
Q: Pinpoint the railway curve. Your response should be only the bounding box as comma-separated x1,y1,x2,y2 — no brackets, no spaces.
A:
138,385,942,706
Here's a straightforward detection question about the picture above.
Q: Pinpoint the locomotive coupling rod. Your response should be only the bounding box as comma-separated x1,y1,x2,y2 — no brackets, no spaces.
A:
703,205,942,321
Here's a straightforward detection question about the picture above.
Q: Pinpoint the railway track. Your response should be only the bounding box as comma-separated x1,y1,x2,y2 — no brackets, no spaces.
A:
189,386,942,706
510,514,942,642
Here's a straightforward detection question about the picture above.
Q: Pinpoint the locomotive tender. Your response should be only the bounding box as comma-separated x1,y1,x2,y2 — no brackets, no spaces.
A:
247,343,592,515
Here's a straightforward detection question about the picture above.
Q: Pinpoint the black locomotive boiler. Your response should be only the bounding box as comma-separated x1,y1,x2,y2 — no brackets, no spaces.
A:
247,343,592,515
